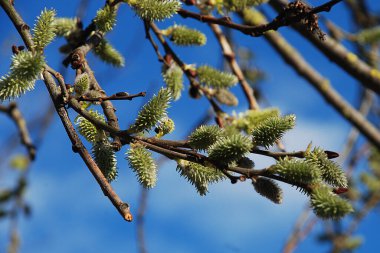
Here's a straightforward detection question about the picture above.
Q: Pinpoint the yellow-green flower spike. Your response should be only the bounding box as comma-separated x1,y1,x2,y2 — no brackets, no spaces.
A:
92,139,118,182
74,73,90,97
0,51,45,101
74,110,106,143
130,0,181,21
164,25,206,46
155,117,175,138
252,177,283,204
53,17,78,37
94,5,117,33
197,65,238,89
305,147,348,188
251,115,295,148
162,64,183,100
273,157,321,185
188,125,223,151
310,186,354,219
129,88,171,133
33,8,56,52
176,160,225,196
232,107,280,134
356,26,380,44
126,143,157,189
214,88,239,106
94,39,125,67
208,133,253,165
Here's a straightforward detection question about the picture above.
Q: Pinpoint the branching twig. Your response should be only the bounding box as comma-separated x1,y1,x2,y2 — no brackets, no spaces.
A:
239,10,380,150
178,0,342,36
270,0,380,95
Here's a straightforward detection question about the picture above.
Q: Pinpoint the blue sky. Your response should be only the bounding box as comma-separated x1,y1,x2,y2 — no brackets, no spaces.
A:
1,0,379,252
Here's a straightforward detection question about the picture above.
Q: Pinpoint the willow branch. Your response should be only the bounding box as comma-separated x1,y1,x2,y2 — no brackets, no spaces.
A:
43,70,133,222
0,0,132,221
209,23,259,110
239,10,380,150
270,0,380,95
178,0,342,36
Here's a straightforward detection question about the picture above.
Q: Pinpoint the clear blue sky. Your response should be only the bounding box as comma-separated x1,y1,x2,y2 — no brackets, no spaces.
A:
1,0,379,252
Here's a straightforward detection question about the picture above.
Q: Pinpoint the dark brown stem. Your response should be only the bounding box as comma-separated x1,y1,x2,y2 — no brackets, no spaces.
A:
178,0,342,36
43,70,133,222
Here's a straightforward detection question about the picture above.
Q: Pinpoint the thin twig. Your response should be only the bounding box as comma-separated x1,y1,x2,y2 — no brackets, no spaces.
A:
0,103,36,161
209,23,259,110
178,0,342,36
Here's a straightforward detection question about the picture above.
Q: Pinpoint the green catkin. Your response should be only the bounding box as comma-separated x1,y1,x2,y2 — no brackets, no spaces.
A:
94,5,117,33
92,139,118,182
310,186,354,219
126,144,157,188
208,133,253,164
251,115,295,148
94,39,125,67
33,8,56,51
232,107,280,133
305,147,348,188
176,160,225,196
53,17,78,37
0,51,45,101
252,177,283,204
273,157,321,185
188,125,224,151
165,25,206,46
74,73,90,97
74,110,106,143
130,0,181,21
197,65,238,88
214,88,239,106
129,88,171,133
162,64,184,100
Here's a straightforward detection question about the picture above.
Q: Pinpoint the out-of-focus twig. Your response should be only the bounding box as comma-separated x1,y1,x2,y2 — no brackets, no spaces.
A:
0,102,35,161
